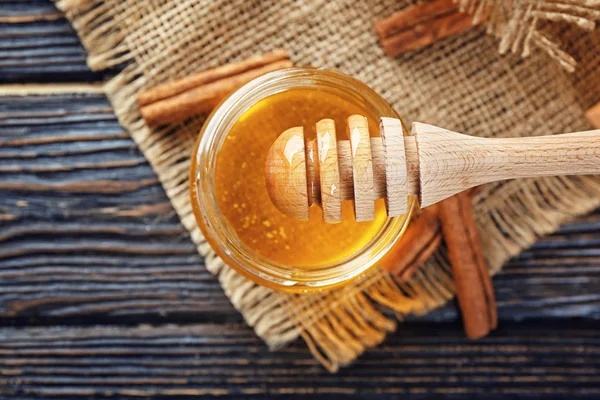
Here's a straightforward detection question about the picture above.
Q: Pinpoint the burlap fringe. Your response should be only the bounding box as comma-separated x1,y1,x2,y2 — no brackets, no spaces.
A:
297,263,454,372
55,0,600,373
456,0,600,72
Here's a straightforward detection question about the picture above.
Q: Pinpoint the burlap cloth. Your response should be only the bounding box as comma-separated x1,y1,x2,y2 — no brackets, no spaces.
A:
57,0,600,372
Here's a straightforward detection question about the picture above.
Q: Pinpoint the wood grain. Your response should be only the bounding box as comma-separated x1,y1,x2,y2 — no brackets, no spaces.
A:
0,92,235,320
316,119,342,222
0,2,117,83
348,115,375,221
2,322,600,398
379,117,407,217
413,123,600,208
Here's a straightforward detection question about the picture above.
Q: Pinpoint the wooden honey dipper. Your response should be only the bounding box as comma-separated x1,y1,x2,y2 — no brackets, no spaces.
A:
265,115,600,222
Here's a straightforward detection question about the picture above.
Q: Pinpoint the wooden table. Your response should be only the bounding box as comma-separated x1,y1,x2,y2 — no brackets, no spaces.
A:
2,1,600,398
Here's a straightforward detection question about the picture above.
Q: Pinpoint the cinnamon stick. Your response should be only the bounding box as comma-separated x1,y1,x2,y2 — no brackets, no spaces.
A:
381,188,496,339
380,204,442,281
375,0,457,40
586,101,600,128
137,50,292,126
375,0,481,57
438,191,497,339
137,49,289,106
382,188,479,282
383,12,478,56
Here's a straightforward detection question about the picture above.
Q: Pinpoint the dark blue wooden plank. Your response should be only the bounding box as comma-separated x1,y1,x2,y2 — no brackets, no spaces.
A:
0,2,120,82
1,321,600,399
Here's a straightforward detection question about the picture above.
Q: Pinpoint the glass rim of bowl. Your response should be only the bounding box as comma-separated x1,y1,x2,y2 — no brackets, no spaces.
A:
190,67,416,292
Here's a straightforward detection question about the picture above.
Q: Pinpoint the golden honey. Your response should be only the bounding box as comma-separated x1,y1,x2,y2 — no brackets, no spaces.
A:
215,89,388,268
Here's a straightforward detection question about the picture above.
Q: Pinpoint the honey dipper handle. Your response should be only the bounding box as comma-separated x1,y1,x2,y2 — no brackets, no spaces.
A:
411,123,600,208
263,116,600,223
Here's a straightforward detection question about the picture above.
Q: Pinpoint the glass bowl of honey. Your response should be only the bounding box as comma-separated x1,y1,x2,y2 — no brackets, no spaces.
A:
190,68,416,292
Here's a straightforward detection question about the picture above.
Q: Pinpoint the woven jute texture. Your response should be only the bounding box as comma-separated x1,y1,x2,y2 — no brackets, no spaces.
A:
57,0,600,372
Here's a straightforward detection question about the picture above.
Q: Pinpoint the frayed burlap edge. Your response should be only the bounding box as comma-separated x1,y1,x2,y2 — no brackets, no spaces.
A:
56,0,600,373
456,0,600,72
